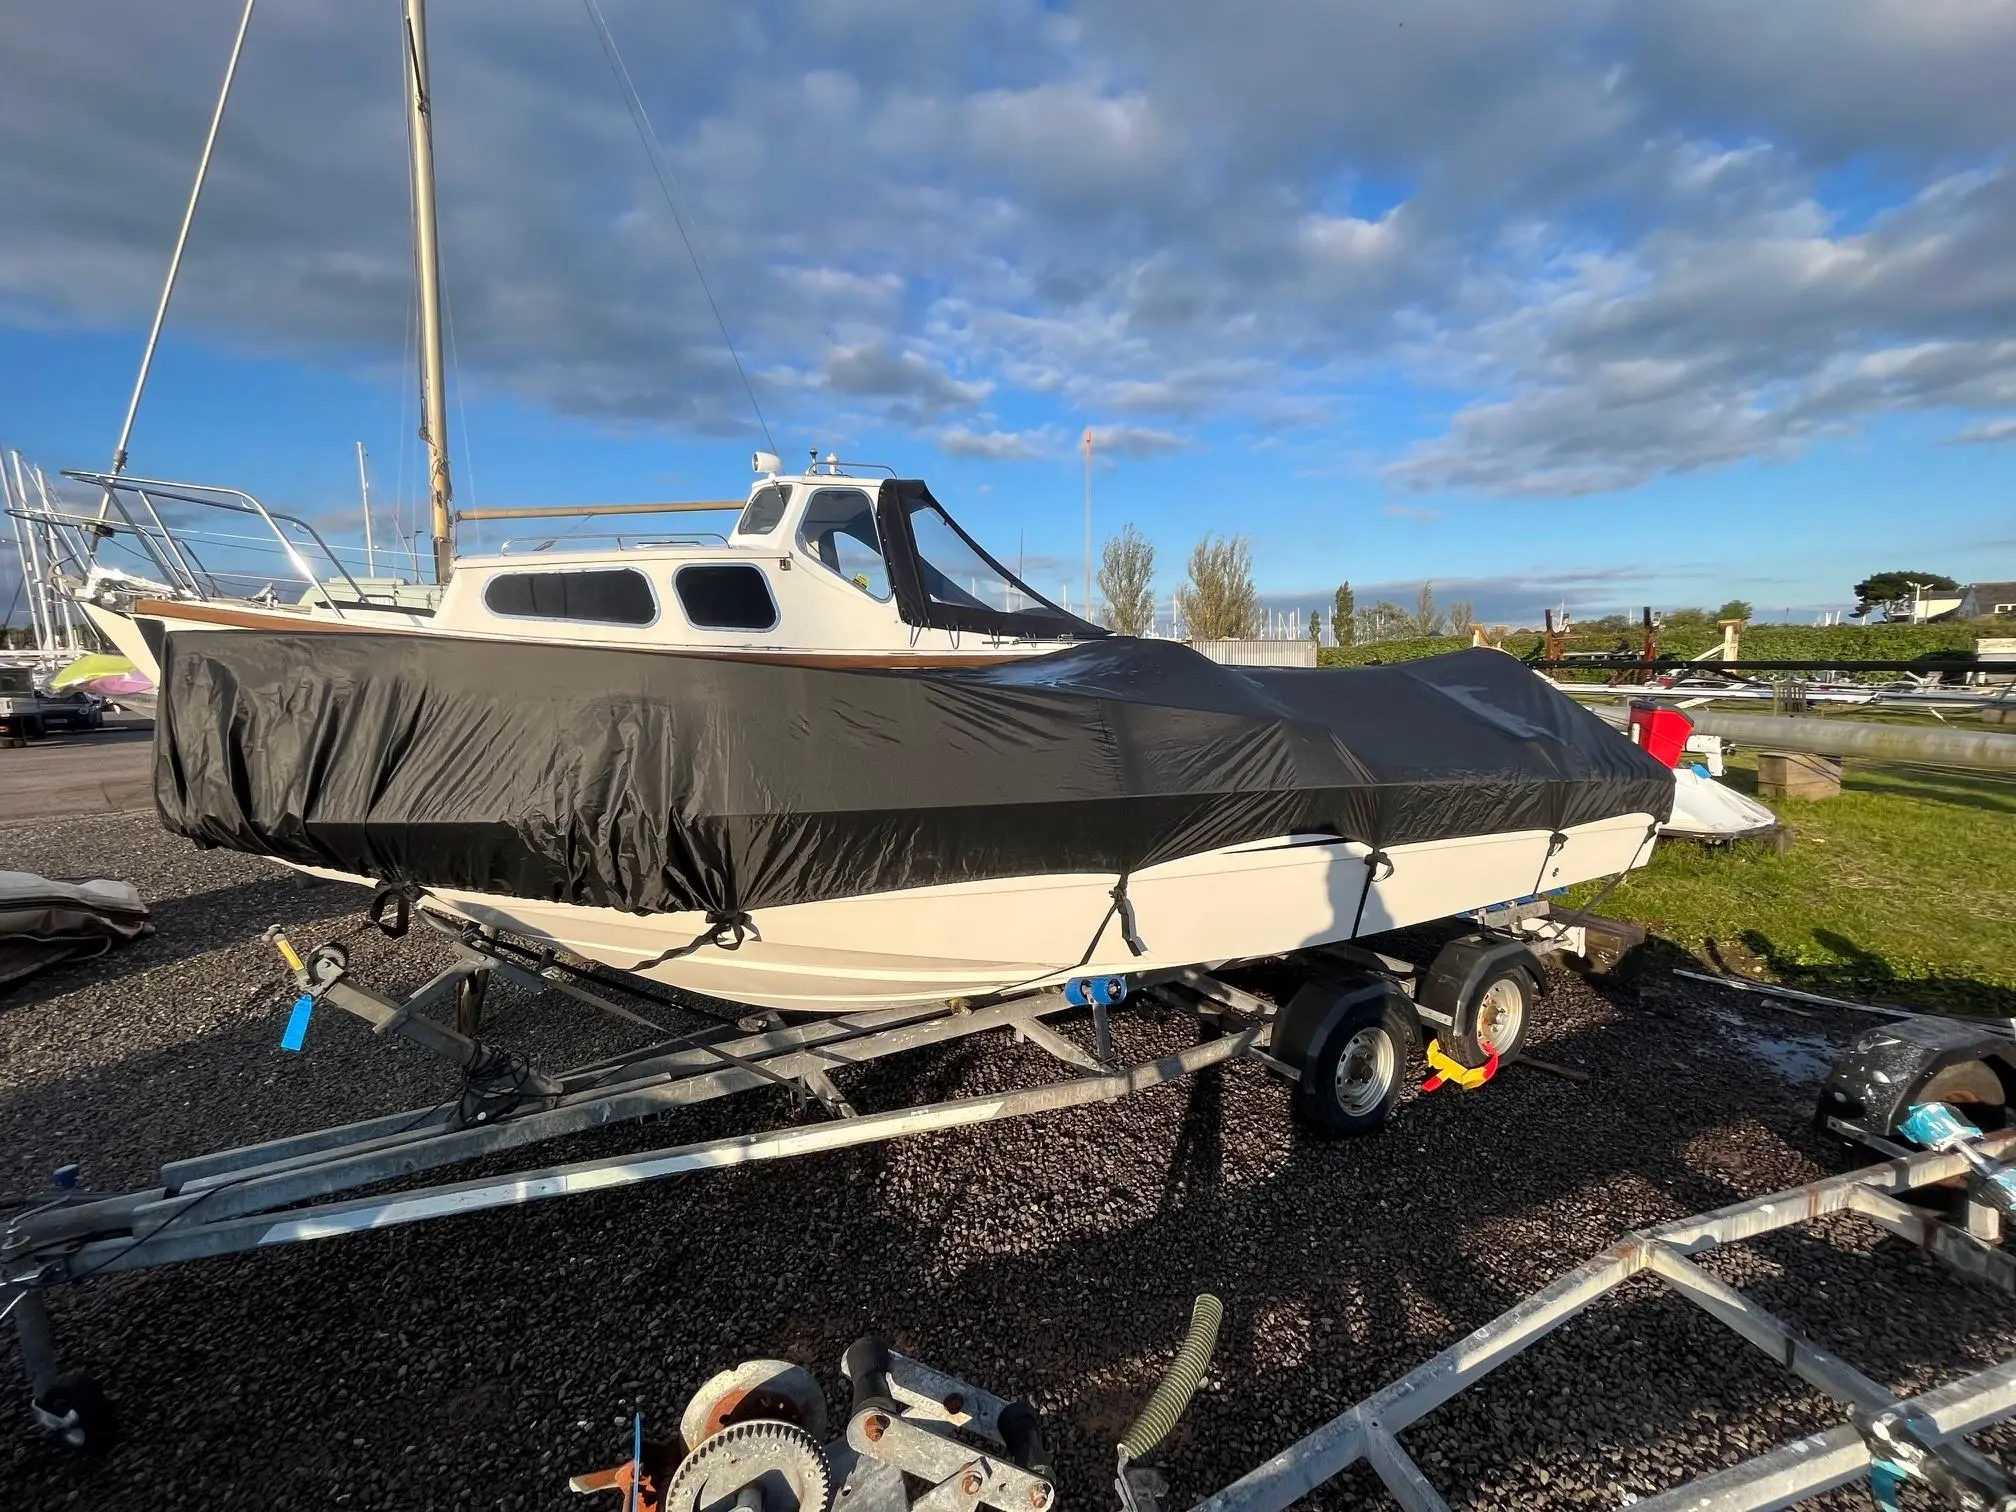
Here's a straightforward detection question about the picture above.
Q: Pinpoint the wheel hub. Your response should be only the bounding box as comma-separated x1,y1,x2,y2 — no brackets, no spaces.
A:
1333,1025,1395,1116
1475,978,1524,1055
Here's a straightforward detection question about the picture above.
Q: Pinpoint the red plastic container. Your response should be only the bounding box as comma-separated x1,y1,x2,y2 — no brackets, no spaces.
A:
1627,701,1693,768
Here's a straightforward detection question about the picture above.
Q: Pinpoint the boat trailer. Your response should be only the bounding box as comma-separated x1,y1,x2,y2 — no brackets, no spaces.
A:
567,1123,2015,1512
4,898,1587,1449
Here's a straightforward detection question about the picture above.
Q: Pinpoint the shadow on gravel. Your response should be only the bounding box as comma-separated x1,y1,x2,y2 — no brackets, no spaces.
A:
2,958,2008,1511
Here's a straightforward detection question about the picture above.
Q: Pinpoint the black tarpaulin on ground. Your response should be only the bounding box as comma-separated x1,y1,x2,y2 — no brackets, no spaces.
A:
153,632,1673,916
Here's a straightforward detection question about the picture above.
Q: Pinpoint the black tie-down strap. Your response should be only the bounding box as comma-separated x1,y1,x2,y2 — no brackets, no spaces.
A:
1530,831,1570,899
456,1044,562,1128
623,909,761,973
1078,874,1149,966
1350,849,1394,939
368,883,416,938
1563,822,1661,921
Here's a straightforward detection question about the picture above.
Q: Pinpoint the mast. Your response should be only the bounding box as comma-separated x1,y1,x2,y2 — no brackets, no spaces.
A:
402,0,454,582
1082,427,1094,623
355,441,376,577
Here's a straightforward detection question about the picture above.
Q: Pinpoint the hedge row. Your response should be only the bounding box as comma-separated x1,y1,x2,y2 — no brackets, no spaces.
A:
1316,620,1998,669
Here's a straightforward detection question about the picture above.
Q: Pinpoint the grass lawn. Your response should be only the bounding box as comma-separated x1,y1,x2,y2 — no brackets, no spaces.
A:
1564,752,2016,1017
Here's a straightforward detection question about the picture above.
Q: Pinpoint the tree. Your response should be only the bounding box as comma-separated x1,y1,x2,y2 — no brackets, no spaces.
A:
1662,607,1711,628
1405,581,1445,637
1715,599,1753,623
1446,598,1475,638
1332,582,1355,646
1175,534,1257,639
1308,609,1322,644
1357,599,1407,643
1851,570,1958,617
1096,523,1157,636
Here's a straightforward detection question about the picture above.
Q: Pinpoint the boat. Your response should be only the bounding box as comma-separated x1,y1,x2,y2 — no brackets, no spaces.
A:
62,2,1675,1013
155,619,1674,1011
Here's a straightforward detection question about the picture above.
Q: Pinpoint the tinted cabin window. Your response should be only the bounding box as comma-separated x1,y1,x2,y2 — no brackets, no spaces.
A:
736,484,790,536
675,564,779,631
483,568,656,625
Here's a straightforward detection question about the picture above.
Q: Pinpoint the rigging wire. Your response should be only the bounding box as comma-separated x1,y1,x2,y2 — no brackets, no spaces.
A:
578,0,777,454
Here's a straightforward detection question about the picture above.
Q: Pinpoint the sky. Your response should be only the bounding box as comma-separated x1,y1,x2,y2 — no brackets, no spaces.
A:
4,0,2016,630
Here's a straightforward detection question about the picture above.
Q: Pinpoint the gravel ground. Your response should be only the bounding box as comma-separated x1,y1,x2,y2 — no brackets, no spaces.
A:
2,811,2011,1510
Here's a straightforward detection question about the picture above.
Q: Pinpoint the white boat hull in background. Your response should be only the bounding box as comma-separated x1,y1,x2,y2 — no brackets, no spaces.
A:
1661,765,1780,842
325,811,1662,1012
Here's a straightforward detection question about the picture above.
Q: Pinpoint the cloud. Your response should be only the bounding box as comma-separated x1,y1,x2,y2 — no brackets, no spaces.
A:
1948,416,2016,446
1086,424,1191,459
817,344,992,421
5,1,2016,494
938,425,1057,461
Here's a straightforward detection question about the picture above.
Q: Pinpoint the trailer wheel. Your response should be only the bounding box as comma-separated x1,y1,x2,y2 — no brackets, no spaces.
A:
1914,1059,2009,1133
1446,963,1536,1067
1298,993,1413,1138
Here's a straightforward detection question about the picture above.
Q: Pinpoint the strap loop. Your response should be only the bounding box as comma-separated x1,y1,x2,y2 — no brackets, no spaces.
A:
1349,849,1393,939
623,908,760,972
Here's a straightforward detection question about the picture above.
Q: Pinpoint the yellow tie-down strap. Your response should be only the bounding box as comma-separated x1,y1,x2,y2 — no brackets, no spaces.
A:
1422,1036,1498,1092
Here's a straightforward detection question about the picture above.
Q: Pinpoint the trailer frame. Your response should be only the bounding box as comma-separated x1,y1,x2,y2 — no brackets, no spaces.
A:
0,891,1619,1448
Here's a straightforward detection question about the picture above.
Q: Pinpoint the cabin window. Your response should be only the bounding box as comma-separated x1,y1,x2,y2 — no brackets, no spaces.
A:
482,568,656,625
674,564,779,632
797,488,890,599
736,484,790,537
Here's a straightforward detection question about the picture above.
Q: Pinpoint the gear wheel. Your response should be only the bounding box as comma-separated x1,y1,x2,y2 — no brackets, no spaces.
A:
662,1419,832,1512
681,1359,829,1449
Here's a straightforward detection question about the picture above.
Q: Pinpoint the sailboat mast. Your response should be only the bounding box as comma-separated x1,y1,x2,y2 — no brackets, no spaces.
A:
402,0,454,582
355,441,377,578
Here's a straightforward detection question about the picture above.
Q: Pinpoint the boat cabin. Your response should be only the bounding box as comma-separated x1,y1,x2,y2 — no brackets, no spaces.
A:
431,461,1105,658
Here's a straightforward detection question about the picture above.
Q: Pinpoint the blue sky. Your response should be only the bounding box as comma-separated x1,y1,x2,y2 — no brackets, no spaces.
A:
5,0,2016,629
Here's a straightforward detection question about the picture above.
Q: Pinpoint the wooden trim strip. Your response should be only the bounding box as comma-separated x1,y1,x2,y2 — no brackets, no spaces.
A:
129,598,1031,669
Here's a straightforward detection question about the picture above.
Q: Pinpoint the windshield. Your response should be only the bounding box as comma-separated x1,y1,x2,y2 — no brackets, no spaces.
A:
906,499,1077,623
798,488,890,599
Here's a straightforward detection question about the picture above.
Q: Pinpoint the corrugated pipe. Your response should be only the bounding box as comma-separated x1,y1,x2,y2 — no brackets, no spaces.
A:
1120,1293,1224,1463
1592,706,2016,772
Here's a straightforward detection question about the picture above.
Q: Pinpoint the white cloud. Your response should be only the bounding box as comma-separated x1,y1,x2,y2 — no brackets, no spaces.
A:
938,425,1058,461
1949,416,2016,446
1086,424,1191,459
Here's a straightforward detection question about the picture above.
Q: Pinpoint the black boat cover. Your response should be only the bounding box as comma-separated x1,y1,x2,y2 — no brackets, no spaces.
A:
154,632,1672,917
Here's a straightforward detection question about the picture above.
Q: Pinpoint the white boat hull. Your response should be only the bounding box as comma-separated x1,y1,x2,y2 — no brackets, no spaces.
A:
303,811,1660,1012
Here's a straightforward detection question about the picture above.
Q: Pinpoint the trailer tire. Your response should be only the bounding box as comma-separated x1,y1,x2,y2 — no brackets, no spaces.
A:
1297,991,1415,1139
1445,962,1537,1068
1914,1059,2009,1133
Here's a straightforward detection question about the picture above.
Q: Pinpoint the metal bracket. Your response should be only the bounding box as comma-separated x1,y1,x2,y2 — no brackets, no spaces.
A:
847,1409,1052,1512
